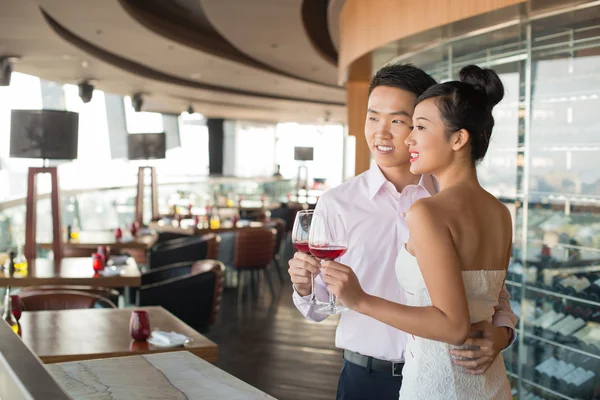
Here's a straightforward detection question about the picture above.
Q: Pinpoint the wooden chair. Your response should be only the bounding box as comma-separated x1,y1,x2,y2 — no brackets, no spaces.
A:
19,290,116,311
233,227,277,298
20,285,120,306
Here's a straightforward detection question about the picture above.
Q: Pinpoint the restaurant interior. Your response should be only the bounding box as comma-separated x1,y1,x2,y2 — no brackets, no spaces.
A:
1,1,600,399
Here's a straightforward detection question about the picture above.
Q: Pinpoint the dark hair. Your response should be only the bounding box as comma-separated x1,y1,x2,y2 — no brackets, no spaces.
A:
416,65,504,163
369,63,437,97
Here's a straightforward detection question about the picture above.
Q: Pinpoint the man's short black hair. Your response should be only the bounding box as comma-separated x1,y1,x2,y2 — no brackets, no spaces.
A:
369,63,437,97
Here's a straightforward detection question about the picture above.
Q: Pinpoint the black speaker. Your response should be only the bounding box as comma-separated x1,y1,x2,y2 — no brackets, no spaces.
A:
10,109,79,160
206,118,224,175
78,81,94,103
127,133,166,160
0,58,12,87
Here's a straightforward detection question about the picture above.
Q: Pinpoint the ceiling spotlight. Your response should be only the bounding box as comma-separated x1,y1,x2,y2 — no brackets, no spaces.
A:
132,93,144,112
0,56,19,87
78,80,94,103
81,60,90,68
187,104,195,114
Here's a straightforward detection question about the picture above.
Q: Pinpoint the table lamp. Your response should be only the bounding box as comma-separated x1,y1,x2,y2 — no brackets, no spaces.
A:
127,132,166,225
294,146,314,195
10,109,79,260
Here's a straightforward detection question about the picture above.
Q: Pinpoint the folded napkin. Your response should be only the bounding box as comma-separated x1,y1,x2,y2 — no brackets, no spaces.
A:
97,267,121,276
148,330,190,347
109,255,129,266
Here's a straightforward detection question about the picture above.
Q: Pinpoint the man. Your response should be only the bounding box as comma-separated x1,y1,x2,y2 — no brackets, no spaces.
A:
288,64,517,400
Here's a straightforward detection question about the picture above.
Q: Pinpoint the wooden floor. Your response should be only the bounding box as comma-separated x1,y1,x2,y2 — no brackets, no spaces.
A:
205,266,342,400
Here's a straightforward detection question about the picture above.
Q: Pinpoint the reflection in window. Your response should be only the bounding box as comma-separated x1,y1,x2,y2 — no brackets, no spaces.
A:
123,96,163,134
236,122,276,178
276,123,344,189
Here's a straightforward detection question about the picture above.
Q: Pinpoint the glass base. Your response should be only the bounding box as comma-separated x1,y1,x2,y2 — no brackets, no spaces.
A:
315,304,348,315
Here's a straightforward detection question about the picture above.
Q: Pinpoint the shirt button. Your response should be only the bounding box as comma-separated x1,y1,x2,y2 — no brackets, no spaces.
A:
400,212,407,218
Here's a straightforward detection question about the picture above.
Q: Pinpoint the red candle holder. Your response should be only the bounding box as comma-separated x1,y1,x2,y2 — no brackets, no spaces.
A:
115,227,123,241
130,221,139,237
130,310,151,341
92,253,104,272
11,295,22,321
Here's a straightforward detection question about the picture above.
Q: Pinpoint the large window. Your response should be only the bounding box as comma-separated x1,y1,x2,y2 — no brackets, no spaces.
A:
276,123,344,189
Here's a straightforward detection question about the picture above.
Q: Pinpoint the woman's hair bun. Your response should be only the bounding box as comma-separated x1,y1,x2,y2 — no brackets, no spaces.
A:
459,65,504,108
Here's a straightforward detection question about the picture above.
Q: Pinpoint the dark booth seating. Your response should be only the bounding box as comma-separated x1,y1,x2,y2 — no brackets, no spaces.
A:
137,260,225,332
147,234,219,270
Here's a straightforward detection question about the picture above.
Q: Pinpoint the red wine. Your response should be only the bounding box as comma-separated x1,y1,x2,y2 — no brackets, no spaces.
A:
309,246,347,260
293,241,310,254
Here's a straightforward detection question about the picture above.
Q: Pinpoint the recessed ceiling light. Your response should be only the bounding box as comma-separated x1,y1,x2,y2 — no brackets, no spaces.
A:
81,60,90,68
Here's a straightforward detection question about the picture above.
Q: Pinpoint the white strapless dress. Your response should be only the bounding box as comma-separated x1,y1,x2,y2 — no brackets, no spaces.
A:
395,245,512,399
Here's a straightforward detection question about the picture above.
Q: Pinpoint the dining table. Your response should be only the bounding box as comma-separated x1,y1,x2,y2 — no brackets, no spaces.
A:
40,231,158,264
18,306,218,364
0,256,141,289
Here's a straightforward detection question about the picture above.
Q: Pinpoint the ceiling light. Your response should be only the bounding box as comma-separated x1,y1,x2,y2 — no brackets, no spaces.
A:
81,60,90,68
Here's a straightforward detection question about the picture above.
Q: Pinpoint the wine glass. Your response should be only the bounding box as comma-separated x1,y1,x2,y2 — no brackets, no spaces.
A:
292,210,316,303
309,213,348,314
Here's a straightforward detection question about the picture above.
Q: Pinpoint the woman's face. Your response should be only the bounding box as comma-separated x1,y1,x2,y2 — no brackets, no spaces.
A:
405,98,457,176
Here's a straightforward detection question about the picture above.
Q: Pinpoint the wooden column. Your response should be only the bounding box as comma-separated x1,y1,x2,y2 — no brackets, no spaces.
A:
24,167,63,261
135,166,159,226
346,53,372,176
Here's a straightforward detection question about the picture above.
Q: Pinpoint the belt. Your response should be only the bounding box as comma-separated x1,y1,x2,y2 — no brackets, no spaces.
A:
343,349,404,377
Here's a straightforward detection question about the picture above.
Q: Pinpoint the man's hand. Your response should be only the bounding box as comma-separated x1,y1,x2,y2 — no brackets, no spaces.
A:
450,321,511,374
321,260,367,311
288,252,320,297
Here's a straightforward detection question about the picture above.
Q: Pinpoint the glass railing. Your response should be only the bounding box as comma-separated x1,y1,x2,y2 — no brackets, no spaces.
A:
0,175,296,251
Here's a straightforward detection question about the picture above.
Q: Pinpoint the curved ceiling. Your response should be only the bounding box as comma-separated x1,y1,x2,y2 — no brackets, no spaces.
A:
200,0,338,86
327,0,346,51
0,0,346,123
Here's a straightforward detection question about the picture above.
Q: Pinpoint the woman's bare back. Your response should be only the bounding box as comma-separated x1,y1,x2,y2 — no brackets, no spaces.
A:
409,184,512,272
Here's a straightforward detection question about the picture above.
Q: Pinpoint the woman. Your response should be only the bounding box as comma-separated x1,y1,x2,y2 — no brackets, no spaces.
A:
322,65,513,399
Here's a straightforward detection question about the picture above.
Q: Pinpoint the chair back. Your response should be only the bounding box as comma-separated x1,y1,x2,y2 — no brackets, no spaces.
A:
148,234,218,269
19,290,116,311
263,218,286,257
20,285,120,304
63,247,94,258
233,227,276,269
141,261,194,286
138,260,225,331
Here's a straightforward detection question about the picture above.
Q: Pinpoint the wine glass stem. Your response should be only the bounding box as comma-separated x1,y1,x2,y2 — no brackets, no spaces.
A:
310,272,316,303
329,292,336,311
